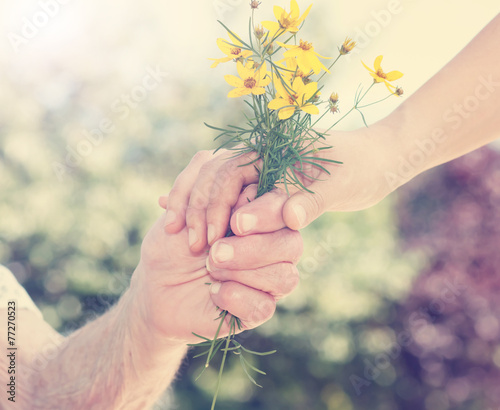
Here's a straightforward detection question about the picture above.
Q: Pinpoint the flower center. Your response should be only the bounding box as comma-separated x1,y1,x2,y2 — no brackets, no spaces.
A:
230,47,242,56
244,78,257,88
287,93,298,105
376,69,387,79
299,40,312,51
279,12,294,29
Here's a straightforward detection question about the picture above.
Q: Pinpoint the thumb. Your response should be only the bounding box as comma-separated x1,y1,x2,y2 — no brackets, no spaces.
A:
282,182,328,230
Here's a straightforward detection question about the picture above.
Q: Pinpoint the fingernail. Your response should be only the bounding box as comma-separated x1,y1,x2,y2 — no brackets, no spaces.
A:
207,224,216,244
212,242,234,263
210,282,221,294
164,210,176,226
292,204,306,227
188,228,198,247
205,256,213,273
235,213,257,234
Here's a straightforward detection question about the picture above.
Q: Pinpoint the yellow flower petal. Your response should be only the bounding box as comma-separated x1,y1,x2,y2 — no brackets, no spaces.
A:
228,32,243,47
300,103,319,115
273,5,286,21
374,55,383,72
236,61,249,79
277,41,291,49
251,87,266,95
296,52,312,73
290,0,299,19
262,21,279,33
257,61,268,78
228,87,252,98
313,50,332,60
260,76,271,87
361,60,375,74
224,74,244,88
278,106,296,120
296,3,312,26
303,82,318,100
384,81,396,93
385,70,404,81
273,78,290,99
268,98,289,110
291,77,304,93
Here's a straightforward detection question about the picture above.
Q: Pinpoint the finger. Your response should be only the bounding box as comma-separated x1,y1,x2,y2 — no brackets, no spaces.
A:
205,152,261,245
164,150,215,234
207,228,303,271
185,153,230,252
208,263,299,300
230,187,289,236
282,179,331,230
158,195,168,209
209,281,276,330
232,184,258,211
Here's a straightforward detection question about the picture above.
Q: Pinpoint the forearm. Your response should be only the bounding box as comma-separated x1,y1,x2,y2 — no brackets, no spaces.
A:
28,286,187,410
379,13,500,190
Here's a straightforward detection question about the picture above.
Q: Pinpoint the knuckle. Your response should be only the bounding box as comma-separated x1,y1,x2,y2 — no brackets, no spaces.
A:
217,158,240,182
198,161,216,178
308,190,325,214
189,186,210,209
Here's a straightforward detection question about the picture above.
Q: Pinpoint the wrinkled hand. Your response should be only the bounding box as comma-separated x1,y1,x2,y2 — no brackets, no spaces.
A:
131,185,302,344
164,125,396,252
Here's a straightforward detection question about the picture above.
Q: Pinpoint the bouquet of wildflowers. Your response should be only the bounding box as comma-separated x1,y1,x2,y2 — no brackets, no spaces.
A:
192,1,404,408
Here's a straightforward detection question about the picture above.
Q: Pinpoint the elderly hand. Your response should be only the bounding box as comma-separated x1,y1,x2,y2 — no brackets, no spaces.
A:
132,184,302,345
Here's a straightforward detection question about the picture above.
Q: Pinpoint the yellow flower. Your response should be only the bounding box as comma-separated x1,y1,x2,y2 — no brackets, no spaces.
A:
362,55,403,93
210,33,253,68
224,61,271,98
278,39,330,75
262,0,312,39
268,77,319,120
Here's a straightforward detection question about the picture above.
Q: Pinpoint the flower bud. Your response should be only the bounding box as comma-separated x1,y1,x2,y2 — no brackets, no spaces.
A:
329,92,340,114
395,86,404,96
339,37,356,55
264,41,274,55
254,25,265,40
329,92,339,104
250,0,261,9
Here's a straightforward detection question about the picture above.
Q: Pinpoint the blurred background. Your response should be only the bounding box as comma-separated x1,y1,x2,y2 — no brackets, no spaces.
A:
1,0,500,409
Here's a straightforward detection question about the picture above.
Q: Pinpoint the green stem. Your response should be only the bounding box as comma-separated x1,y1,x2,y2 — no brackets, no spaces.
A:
357,92,393,109
205,310,228,368
310,104,331,128
211,316,235,410
317,53,341,83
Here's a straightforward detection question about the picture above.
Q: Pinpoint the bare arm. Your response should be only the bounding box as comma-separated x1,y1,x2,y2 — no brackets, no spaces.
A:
27,287,186,410
0,288,186,410
380,12,500,191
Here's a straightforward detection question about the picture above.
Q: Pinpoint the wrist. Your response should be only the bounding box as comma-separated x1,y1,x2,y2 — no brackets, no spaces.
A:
372,111,422,194
123,266,188,352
